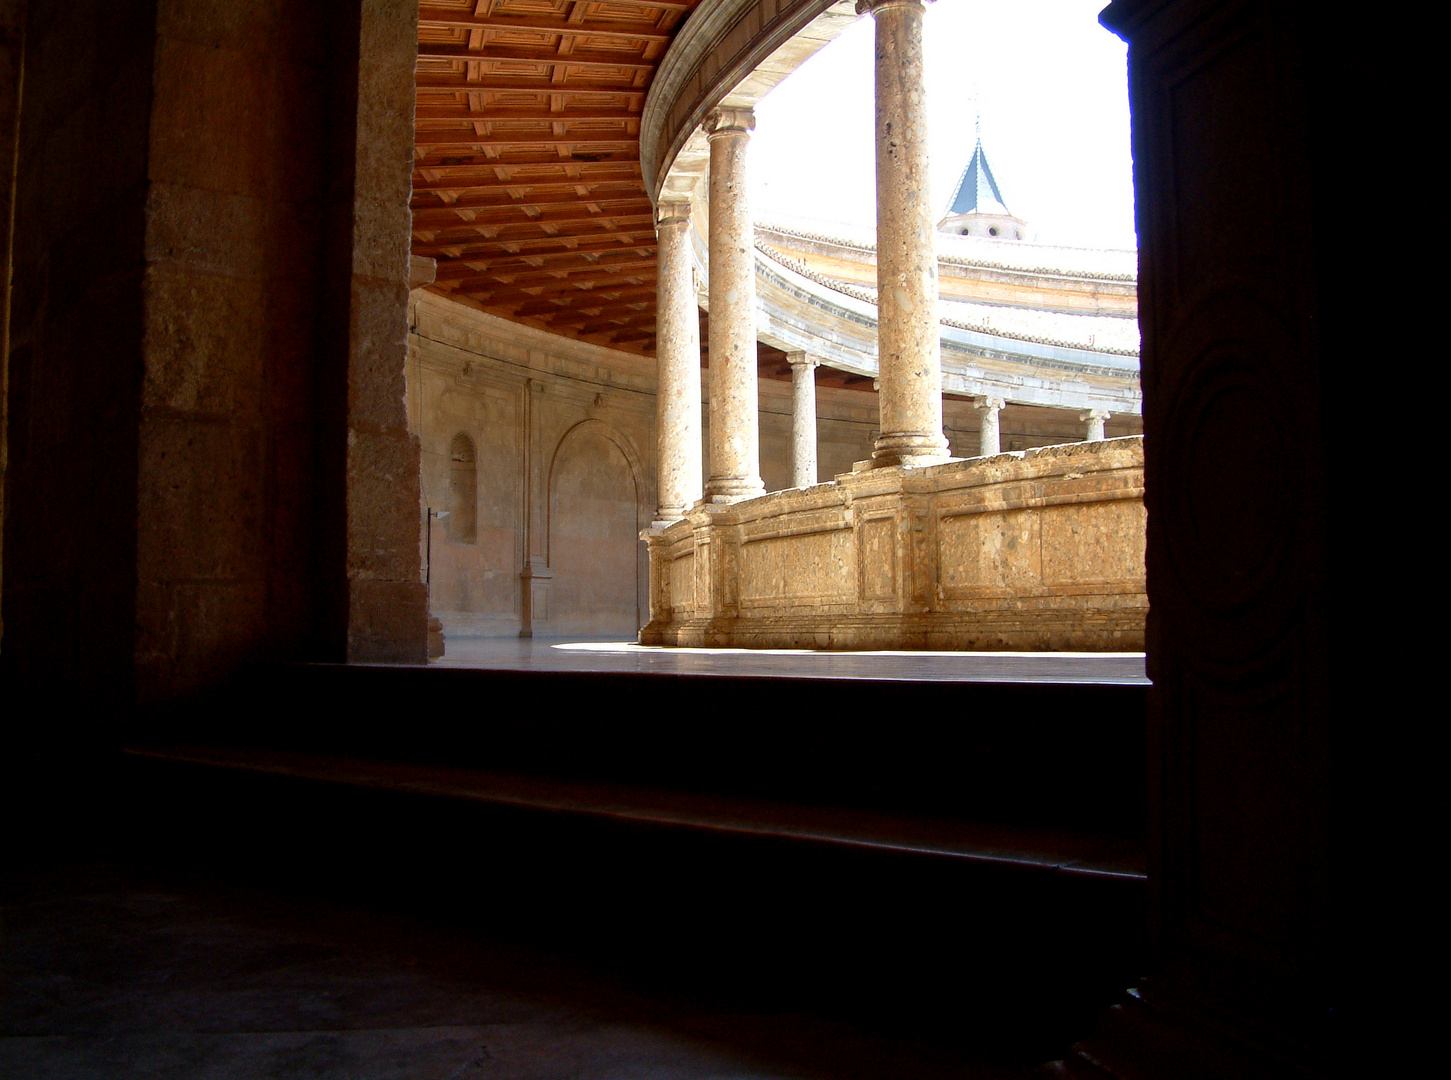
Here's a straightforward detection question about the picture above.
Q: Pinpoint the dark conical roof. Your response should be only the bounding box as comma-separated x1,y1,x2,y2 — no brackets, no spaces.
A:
946,137,1009,216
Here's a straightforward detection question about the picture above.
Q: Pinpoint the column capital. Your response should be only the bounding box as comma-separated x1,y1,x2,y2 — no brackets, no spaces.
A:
975,395,1005,412
786,351,821,372
656,199,692,230
705,107,755,138
856,0,930,14
1080,408,1111,421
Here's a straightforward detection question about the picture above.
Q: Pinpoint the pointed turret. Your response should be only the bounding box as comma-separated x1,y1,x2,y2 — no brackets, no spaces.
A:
947,137,1009,216
938,129,1032,241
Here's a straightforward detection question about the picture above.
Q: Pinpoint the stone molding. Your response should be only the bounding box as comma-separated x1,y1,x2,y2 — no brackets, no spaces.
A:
642,437,1147,650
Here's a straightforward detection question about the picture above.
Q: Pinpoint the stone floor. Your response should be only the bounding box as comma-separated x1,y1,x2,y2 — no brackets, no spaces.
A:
433,638,1149,685
1,857,1055,1079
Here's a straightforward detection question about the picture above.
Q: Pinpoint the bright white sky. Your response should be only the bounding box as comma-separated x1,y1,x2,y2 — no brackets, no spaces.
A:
749,0,1136,251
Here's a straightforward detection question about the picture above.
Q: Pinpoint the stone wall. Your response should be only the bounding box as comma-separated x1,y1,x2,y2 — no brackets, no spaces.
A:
409,292,658,640
643,437,1146,651
408,291,888,640
409,292,1145,642
2,0,425,730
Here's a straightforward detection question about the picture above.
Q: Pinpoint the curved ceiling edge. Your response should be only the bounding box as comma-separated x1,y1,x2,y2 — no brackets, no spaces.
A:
641,0,856,204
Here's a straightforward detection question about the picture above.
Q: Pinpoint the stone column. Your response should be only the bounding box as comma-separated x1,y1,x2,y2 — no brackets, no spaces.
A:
703,107,765,503
653,200,704,525
862,0,949,468
787,352,820,488
1082,408,1110,442
976,396,1005,457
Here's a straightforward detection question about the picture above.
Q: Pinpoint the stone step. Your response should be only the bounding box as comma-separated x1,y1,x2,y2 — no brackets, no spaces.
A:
137,659,1148,847
111,742,1149,1040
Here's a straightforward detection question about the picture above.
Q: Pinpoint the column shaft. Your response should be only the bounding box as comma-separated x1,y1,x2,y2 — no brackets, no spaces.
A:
977,396,1004,457
1082,409,1110,442
703,108,765,503
788,353,820,488
653,202,703,524
866,0,949,468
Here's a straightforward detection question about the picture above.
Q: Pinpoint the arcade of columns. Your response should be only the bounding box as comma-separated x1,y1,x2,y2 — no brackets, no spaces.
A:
639,0,1147,652
650,0,1119,530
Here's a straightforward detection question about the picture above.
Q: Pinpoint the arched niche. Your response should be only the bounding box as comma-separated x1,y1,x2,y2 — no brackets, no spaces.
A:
545,420,648,637
447,432,477,544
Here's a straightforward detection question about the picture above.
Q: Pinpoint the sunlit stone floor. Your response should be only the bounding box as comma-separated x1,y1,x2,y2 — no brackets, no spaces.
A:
433,637,1149,685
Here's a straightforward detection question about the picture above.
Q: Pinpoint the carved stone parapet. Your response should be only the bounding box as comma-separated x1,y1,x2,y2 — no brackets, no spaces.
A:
640,437,1147,650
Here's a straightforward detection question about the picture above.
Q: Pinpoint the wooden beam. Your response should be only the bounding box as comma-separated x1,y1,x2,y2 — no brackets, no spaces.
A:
417,9,674,41
411,190,650,213
416,106,640,122
609,327,657,344
415,207,654,231
415,77,647,96
415,132,637,148
517,301,651,325
416,218,655,246
444,263,657,288
415,151,640,172
411,171,641,194
467,281,659,304
436,243,655,273
417,45,655,71
576,312,656,335
415,229,656,257
438,261,658,286
409,202,653,229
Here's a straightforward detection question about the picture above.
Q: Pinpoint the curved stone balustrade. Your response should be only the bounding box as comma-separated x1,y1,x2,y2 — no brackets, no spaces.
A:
751,239,1142,413
642,436,1147,650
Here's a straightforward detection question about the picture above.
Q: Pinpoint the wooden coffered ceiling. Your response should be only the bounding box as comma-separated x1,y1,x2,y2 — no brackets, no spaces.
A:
412,0,701,355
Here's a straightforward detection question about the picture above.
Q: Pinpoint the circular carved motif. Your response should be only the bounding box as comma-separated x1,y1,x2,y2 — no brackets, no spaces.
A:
1153,288,1308,665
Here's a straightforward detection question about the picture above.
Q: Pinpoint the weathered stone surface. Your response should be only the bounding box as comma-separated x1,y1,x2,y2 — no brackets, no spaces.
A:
653,201,703,525
137,417,265,581
787,353,820,488
642,437,1147,651
345,428,423,582
142,266,266,414
864,0,949,468
347,577,428,664
348,277,411,432
148,36,276,198
703,107,765,503
410,293,654,640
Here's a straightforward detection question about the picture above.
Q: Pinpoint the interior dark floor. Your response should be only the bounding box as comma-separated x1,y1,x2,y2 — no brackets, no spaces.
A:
2,657,1147,1078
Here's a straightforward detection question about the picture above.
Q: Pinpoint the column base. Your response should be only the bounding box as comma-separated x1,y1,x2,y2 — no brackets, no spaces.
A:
702,477,766,503
871,432,952,469
650,505,690,530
